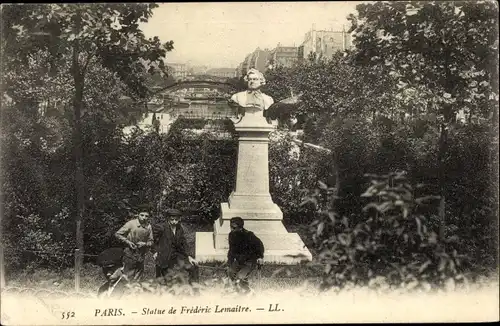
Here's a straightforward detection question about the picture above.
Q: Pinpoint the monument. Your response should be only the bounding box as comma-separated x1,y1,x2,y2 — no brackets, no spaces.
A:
196,69,312,263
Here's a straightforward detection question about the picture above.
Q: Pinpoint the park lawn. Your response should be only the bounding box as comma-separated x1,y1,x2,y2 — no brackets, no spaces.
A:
7,220,496,297
4,220,322,296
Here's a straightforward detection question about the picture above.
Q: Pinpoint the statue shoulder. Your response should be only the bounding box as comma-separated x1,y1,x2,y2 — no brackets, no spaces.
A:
261,93,274,105
262,93,274,101
233,91,247,97
231,91,246,102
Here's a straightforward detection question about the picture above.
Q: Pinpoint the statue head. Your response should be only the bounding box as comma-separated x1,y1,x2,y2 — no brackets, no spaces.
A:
244,68,266,90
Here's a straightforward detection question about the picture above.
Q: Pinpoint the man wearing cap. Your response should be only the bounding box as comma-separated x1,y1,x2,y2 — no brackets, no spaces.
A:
96,247,129,298
227,217,264,294
115,210,153,282
152,209,199,285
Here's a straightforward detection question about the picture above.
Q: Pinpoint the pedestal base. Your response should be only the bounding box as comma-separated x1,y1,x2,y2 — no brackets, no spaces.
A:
196,201,313,264
195,232,312,264
194,111,313,264
213,202,289,249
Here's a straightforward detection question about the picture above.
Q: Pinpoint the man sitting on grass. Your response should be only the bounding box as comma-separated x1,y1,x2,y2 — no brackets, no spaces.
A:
227,217,264,294
97,247,129,298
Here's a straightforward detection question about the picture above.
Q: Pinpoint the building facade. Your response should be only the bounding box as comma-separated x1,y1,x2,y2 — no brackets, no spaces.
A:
189,65,209,75
206,68,237,78
167,63,188,80
236,62,244,78
237,48,271,77
299,27,352,60
268,43,298,68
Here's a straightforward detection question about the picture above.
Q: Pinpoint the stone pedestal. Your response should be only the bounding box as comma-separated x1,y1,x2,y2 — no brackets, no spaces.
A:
196,107,312,263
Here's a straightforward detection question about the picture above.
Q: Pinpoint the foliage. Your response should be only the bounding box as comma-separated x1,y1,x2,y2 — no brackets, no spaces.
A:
321,117,496,269
348,0,499,122
2,114,239,271
306,172,468,291
263,65,296,102
3,101,495,276
144,71,176,90
226,76,247,92
346,2,497,273
264,53,402,144
269,131,331,225
1,3,175,259
2,3,174,98
1,1,497,289
262,0,498,275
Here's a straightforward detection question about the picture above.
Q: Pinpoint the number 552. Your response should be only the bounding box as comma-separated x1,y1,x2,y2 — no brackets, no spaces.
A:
61,311,75,319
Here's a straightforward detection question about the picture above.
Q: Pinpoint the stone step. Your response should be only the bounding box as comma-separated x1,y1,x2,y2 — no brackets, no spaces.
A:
196,232,312,264
214,218,289,234
214,232,307,251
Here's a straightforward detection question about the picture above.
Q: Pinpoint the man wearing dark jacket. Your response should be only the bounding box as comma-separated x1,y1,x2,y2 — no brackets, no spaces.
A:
227,217,264,293
96,247,129,298
152,209,199,285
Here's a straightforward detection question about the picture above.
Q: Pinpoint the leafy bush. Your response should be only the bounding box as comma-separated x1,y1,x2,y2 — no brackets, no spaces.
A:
3,105,495,279
269,131,332,225
2,114,240,272
306,172,468,292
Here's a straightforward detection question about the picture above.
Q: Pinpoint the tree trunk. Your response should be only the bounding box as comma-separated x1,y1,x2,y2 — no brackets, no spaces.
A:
332,152,340,213
0,244,5,288
437,48,454,241
71,14,85,266
489,90,499,266
436,91,451,239
437,118,450,241
73,78,85,258
438,194,446,240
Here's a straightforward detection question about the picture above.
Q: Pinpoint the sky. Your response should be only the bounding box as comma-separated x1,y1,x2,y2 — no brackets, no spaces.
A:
139,2,363,69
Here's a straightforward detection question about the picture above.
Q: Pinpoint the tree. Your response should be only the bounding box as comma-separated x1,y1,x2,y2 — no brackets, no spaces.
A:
226,76,247,92
264,52,402,143
349,0,498,122
2,4,174,265
348,0,499,239
263,65,296,102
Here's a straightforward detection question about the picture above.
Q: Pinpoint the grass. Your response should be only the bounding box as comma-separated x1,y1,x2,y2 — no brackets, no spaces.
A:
3,260,322,298
3,220,320,296
3,220,498,298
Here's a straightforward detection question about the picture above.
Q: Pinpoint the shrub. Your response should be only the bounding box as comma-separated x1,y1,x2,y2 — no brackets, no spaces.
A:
269,131,331,225
306,172,468,292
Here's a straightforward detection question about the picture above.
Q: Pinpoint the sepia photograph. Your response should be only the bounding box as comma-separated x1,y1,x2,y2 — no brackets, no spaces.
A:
0,1,499,324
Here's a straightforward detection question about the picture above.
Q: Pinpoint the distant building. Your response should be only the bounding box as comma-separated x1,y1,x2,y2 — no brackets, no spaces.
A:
297,45,305,61
167,63,188,79
299,26,352,60
236,62,244,78
237,48,271,77
189,65,209,75
171,99,234,120
206,68,237,78
268,43,299,68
